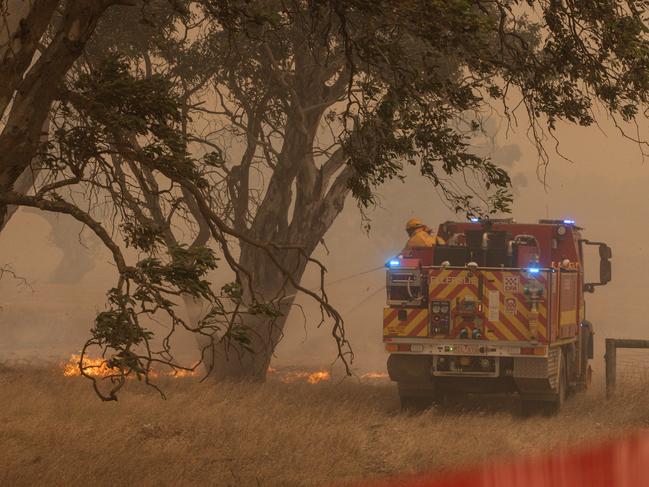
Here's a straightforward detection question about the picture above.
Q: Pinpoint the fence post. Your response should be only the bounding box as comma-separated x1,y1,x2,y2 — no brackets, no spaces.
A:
605,339,617,398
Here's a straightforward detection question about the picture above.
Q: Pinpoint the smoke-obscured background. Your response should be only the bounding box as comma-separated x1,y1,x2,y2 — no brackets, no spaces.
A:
0,116,645,373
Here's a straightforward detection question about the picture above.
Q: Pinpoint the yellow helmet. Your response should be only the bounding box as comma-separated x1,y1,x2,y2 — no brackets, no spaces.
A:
405,218,424,231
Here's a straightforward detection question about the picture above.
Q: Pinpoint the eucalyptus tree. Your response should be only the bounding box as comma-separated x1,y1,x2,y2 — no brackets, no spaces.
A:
1,1,351,397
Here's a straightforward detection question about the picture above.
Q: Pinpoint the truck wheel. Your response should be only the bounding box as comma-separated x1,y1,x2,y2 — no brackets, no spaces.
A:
520,353,567,417
545,353,567,416
576,323,593,391
397,382,436,412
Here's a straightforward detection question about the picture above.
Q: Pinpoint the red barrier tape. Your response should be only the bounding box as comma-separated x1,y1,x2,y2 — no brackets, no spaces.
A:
353,431,649,487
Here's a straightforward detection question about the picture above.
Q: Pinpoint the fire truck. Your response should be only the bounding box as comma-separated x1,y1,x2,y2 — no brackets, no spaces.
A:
384,219,612,414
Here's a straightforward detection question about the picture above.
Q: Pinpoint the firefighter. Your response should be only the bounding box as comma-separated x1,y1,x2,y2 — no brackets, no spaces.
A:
404,218,445,249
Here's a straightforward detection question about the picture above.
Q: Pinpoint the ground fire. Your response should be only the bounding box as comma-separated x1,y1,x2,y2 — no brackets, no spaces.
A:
62,355,387,384
61,354,202,379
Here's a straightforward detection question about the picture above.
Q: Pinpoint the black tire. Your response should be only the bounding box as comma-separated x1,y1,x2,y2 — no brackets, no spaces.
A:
576,323,593,391
545,352,567,416
520,351,567,417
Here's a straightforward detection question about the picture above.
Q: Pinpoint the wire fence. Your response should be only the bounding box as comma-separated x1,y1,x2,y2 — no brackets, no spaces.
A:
613,348,649,384
605,339,649,397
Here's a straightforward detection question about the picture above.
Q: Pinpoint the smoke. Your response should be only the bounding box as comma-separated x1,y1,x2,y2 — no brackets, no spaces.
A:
1,116,647,374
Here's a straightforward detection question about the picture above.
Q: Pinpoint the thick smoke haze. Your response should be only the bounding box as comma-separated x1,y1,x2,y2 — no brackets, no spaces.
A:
0,117,646,374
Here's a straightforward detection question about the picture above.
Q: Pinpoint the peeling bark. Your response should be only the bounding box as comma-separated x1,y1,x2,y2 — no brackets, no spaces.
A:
0,1,114,231
0,0,60,118
0,116,48,233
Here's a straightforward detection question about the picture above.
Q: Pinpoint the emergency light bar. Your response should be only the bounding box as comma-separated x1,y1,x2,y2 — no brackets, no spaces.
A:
539,218,577,225
388,260,400,267
467,217,515,223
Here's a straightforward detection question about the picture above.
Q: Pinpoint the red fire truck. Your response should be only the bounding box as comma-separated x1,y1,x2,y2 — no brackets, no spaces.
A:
384,219,612,414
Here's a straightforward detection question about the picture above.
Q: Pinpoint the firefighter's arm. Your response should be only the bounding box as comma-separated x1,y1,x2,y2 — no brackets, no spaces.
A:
423,228,445,246
421,232,439,246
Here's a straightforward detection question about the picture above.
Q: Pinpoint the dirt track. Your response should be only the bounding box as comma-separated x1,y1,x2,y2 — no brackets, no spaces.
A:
1,363,648,487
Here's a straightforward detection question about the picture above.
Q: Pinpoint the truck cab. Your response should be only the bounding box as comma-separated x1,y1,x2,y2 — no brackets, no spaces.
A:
384,218,611,413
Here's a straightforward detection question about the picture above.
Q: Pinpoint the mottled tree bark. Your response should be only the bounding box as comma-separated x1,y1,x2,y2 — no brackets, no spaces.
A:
0,1,116,232
0,116,49,233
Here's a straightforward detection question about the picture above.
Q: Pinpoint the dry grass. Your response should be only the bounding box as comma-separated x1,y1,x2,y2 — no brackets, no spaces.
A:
1,363,649,487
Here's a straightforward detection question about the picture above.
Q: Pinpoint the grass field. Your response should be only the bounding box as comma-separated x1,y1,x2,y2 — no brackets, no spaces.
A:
1,362,648,487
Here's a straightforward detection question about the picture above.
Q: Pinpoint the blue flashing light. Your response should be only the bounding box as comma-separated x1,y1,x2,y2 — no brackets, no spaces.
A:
528,267,541,274
470,217,480,222
563,219,575,225
389,260,400,267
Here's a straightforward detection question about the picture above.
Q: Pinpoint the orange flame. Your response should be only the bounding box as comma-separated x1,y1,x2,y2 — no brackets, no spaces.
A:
62,355,383,384
360,371,389,380
166,368,201,378
62,354,118,377
307,371,330,384
273,369,331,384
61,354,200,378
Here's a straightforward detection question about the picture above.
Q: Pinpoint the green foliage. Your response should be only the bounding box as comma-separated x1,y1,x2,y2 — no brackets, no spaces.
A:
66,54,207,186
86,0,185,62
203,150,226,168
286,0,649,210
136,245,218,299
206,0,523,213
121,221,166,252
221,281,243,300
73,55,181,138
81,243,278,395
93,309,153,351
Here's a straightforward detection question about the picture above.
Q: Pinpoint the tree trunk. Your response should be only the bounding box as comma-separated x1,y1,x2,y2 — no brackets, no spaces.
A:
197,54,353,382
0,164,38,232
199,245,308,382
0,2,110,228
200,311,293,382
42,212,96,283
0,0,48,232
201,149,350,381
0,112,49,234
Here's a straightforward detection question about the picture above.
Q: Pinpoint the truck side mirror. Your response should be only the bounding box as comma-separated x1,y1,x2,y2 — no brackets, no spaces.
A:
599,244,612,285
600,257,612,285
599,244,612,260
581,240,612,293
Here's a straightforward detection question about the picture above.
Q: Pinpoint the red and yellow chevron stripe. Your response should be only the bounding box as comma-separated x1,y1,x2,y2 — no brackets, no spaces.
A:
481,270,548,343
427,268,550,343
383,307,429,338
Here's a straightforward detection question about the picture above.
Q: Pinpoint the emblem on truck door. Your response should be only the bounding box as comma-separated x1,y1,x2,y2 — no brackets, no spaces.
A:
504,275,520,292
505,297,517,314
